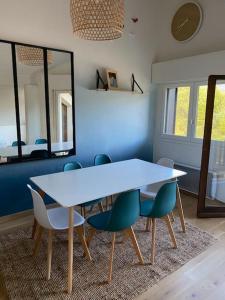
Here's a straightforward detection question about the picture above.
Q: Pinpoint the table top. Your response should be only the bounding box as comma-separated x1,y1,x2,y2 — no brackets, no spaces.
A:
0,141,73,157
30,159,186,208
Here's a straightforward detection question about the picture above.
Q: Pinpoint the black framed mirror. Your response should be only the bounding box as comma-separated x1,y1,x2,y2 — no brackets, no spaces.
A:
0,39,75,164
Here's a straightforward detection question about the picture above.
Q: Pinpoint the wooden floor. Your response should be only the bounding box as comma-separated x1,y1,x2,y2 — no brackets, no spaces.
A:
137,194,225,300
1,194,225,300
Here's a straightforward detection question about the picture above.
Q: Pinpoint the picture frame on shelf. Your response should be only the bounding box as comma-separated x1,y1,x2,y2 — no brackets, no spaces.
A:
106,69,118,90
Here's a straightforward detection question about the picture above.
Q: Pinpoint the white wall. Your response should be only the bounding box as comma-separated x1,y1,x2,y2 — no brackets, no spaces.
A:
0,0,158,165
155,0,225,62
0,0,157,91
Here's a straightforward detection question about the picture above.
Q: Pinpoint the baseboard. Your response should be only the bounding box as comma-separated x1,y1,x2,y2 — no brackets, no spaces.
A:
0,209,33,225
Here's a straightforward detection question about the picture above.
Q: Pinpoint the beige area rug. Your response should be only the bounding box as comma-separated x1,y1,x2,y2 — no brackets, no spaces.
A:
0,218,216,300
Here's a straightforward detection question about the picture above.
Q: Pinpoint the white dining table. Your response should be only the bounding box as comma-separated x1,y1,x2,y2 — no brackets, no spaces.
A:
30,158,186,293
0,141,73,158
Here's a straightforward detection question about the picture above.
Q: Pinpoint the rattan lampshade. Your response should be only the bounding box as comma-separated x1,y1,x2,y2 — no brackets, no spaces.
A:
17,46,53,66
70,0,125,41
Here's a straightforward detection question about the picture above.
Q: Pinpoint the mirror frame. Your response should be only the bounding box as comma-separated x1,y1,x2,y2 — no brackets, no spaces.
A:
0,39,76,164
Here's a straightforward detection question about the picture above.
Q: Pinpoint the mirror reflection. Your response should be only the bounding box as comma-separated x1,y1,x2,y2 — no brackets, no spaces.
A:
16,45,48,159
48,50,73,156
206,82,225,208
0,42,18,164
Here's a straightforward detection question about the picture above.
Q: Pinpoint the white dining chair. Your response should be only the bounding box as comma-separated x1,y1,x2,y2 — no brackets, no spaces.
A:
141,158,175,199
27,184,92,280
141,158,186,233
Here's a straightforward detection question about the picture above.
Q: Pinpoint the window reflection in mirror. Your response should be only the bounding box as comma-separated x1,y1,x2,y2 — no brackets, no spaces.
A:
0,42,18,164
16,45,48,159
48,50,73,156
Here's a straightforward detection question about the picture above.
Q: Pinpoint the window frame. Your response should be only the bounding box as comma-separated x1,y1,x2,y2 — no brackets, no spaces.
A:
160,82,194,142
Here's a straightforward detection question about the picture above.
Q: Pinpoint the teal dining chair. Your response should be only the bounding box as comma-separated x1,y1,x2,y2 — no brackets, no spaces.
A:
94,153,112,166
63,161,82,171
86,190,144,283
63,161,104,217
12,140,26,146
94,154,113,209
35,138,47,144
140,181,178,265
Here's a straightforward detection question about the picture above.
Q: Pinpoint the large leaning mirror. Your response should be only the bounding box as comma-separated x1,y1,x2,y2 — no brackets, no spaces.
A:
0,40,75,164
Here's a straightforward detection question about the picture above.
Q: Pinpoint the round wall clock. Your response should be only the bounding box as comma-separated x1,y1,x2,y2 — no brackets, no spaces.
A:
171,2,203,42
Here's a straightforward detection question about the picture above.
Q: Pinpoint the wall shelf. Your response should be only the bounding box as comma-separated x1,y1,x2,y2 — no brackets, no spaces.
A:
89,88,144,95
96,70,144,94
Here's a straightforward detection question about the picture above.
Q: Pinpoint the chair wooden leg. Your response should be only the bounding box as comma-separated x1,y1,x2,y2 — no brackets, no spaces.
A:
170,211,175,223
47,230,53,280
176,185,186,233
145,218,152,232
98,202,104,213
126,227,144,265
33,225,43,257
151,219,156,265
31,218,38,239
108,232,116,283
164,215,178,249
86,227,96,248
76,226,92,261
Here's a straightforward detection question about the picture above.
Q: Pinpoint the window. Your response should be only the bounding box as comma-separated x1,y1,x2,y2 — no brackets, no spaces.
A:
195,84,225,141
164,86,191,137
195,85,207,139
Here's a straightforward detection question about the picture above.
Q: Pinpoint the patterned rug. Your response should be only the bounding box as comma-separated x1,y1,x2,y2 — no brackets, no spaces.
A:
0,218,216,300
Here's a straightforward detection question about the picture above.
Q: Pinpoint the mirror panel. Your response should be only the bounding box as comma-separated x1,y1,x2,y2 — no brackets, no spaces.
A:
48,50,73,156
16,45,48,159
0,40,75,164
0,42,18,164
205,81,225,208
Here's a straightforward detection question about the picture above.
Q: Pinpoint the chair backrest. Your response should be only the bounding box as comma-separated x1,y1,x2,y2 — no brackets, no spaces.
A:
106,190,140,232
63,161,82,171
157,158,174,169
12,141,26,147
30,150,49,159
150,182,177,218
27,184,52,229
94,154,112,166
35,138,47,145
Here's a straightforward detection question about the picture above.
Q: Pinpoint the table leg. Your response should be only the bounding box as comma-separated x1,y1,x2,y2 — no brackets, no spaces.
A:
68,207,74,294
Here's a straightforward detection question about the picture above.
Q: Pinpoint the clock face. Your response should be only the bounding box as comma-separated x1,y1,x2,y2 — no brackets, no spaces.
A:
171,2,203,42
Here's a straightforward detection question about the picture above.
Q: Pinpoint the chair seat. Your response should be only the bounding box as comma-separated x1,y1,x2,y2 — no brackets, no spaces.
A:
80,198,103,207
48,207,85,230
140,199,154,217
87,211,111,231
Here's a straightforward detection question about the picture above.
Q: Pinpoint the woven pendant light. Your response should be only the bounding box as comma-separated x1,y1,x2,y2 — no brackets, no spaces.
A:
17,46,53,66
70,0,125,41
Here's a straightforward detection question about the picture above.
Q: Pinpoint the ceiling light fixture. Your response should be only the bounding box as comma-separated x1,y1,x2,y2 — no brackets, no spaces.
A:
70,0,125,41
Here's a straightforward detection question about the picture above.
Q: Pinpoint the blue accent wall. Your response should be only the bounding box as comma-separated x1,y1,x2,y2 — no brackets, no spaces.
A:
0,87,155,217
